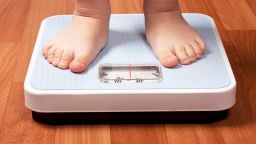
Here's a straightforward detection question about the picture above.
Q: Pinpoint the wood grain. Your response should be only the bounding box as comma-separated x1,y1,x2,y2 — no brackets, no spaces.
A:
111,125,168,144
0,43,19,129
0,0,31,42
0,0,256,143
13,0,74,82
210,0,256,30
110,0,144,14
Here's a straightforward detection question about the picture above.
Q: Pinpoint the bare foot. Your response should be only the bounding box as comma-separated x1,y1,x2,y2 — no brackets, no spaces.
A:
144,0,206,67
42,0,110,73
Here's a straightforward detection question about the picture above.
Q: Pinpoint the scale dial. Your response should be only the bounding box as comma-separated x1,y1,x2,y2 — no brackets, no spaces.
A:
99,64,162,83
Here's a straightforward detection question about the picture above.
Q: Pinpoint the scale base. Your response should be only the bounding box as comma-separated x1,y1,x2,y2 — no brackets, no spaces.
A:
24,14,236,122
32,110,229,124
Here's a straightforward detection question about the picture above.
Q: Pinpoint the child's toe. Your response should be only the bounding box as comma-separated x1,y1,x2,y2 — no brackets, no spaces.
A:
158,50,179,67
175,45,191,65
69,51,91,73
190,40,204,59
42,43,52,58
184,43,196,62
196,37,206,51
52,49,63,67
46,47,57,64
58,50,73,69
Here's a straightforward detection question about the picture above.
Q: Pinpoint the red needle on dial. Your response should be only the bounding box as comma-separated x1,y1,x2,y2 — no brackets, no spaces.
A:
129,64,131,80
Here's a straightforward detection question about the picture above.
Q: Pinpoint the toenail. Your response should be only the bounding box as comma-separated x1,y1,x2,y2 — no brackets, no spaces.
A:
47,56,53,59
182,57,188,61
183,59,191,64
59,61,66,66
53,63,58,66
190,57,196,61
77,63,85,68
74,61,85,67
58,63,67,69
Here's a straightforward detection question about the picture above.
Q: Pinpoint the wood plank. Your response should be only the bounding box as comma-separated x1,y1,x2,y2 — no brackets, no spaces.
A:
110,0,143,14
210,0,256,30
111,125,169,144
0,0,31,42
165,125,200,144
13,0,74,83
0,43,19,129
0,83,56,144
249,89,256,122
179,0,226,31
228,30,256,82
195,125,226,143
246,0,256,14
55,125,111,144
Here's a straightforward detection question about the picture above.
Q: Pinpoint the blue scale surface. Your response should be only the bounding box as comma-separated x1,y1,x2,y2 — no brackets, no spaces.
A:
30,14,231,90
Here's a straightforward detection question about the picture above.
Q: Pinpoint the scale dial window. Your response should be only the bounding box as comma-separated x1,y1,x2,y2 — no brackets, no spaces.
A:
99,64,162,83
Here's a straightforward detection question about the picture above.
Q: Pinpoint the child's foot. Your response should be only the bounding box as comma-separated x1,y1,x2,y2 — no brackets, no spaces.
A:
144,1,206,67
42,0,110,73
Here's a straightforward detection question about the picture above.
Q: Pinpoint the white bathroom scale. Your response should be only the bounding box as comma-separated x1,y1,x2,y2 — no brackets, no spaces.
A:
24,14,236,124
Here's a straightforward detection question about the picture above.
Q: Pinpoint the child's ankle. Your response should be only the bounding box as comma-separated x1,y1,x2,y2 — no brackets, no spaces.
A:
74,9,110,20
144,0,180,15
74,0,111,19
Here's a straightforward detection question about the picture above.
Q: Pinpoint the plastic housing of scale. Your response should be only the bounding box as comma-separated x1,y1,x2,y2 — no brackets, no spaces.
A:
24,14,236,113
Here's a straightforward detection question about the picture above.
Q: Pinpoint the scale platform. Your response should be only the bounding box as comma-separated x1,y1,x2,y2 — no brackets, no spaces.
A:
24,14,236,124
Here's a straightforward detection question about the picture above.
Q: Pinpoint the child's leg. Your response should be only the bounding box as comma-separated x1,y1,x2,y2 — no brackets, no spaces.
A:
42,0,110,73
144,0,205,67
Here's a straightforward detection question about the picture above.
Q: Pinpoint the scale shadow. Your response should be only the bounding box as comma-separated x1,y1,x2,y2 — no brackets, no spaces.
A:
32,110,228,125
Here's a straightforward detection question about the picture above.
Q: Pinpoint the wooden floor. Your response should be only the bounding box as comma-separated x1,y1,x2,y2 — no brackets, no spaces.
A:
0,0,256,143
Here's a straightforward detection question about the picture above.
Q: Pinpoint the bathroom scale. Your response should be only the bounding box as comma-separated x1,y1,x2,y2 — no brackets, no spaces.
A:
24,14,236,124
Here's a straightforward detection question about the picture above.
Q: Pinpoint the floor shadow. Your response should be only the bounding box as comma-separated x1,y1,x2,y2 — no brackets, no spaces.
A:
32,110,229,125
